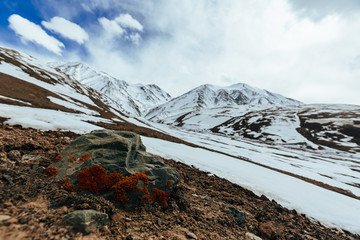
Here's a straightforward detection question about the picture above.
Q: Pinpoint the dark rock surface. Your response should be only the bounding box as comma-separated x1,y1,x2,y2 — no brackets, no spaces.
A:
228,205,246,227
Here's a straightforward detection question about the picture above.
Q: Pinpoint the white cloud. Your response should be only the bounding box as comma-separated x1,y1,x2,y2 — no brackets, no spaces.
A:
126,33,142,45
42,17,89,44
8,14,64,55
98,17,125,37
98,13,143,44
85,0,360,105
115,13,143,31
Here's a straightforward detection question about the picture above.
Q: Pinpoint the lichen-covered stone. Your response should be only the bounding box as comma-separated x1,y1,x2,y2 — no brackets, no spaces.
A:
50,130,179,206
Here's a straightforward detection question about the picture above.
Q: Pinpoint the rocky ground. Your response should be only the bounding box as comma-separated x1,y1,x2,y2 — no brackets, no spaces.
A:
0,120,359,240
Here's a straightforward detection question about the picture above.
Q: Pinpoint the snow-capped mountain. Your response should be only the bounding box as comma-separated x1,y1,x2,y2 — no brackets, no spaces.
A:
2,46,360,234
50,62,171,116
146,83,302,121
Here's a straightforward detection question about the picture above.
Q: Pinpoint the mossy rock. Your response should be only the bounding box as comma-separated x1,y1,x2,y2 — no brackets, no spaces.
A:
49,130,179,206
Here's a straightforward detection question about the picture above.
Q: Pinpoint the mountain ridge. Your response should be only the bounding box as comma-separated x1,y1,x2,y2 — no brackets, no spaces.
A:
49,61,172,116
146,82,302,121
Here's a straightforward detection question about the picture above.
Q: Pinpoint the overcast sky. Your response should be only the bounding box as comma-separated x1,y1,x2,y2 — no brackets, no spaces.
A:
1,0,360,105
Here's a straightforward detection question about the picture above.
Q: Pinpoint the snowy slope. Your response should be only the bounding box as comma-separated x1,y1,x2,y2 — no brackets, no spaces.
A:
146,83,302,121
211,104,360,152
0,46,124,133
142,136,360,234
50,62,171,116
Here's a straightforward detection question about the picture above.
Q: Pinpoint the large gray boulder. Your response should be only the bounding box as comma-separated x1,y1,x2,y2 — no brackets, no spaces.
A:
49,130,179,205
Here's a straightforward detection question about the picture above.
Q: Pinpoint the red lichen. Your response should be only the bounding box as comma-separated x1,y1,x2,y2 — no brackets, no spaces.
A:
107,171,125,188
151,188,170,207
111,172,150,205
54,155,63,163
44,167,58,177
79,153,90,162
53,158,157,206
60,177,75,192
76,165,109,193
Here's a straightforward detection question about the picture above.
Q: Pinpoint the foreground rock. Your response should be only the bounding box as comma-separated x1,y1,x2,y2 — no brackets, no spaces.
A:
63,210,109,234
50,130,180,206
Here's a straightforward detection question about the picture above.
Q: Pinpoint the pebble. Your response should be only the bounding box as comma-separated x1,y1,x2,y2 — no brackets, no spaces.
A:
7,150,21,161
245,232,263,240
186,232,198,239
0,215,11,222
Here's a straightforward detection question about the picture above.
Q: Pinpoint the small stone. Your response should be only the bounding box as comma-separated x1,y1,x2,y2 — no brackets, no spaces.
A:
227,206,246,227
186,232,197,239
103,225,111,234
245,232,263,240
21,154,41,165
258,222,278,239
0,152,7,160
63,209,110,234
0,215,11,222
7,150,21,161
126,234,133,240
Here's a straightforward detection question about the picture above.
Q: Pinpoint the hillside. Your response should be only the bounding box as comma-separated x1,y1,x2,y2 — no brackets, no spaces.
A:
1,46,360,238
0,121,359,240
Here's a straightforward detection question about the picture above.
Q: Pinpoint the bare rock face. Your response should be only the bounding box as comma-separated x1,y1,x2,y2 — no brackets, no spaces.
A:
49,130,179,206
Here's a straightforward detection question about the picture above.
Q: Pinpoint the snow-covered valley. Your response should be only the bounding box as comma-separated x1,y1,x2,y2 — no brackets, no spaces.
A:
1,46,360,234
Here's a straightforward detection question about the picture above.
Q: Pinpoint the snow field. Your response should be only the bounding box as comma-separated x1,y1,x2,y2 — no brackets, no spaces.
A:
142,136,360,234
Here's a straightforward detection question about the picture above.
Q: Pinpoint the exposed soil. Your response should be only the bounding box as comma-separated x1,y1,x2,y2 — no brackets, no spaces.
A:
1,122,360,240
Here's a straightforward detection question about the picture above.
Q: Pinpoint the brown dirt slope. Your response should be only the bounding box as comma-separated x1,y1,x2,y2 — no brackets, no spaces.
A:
0,121,359,240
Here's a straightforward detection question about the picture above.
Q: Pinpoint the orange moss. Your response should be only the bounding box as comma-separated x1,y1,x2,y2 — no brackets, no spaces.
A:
151,188,170,207
79,153,90,162
76,165,150,205
77,165,109,193
107,171,125,188
44,167,58,177
57,160,155,205
60,177,75,192
54,155,63,163
112,172,150,205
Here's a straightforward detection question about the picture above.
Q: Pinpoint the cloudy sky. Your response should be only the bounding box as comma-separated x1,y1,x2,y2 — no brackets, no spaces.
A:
1,0,360,105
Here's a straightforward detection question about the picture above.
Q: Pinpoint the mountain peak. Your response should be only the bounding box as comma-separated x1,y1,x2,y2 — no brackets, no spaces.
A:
146,82,302,120
50,62,171,116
